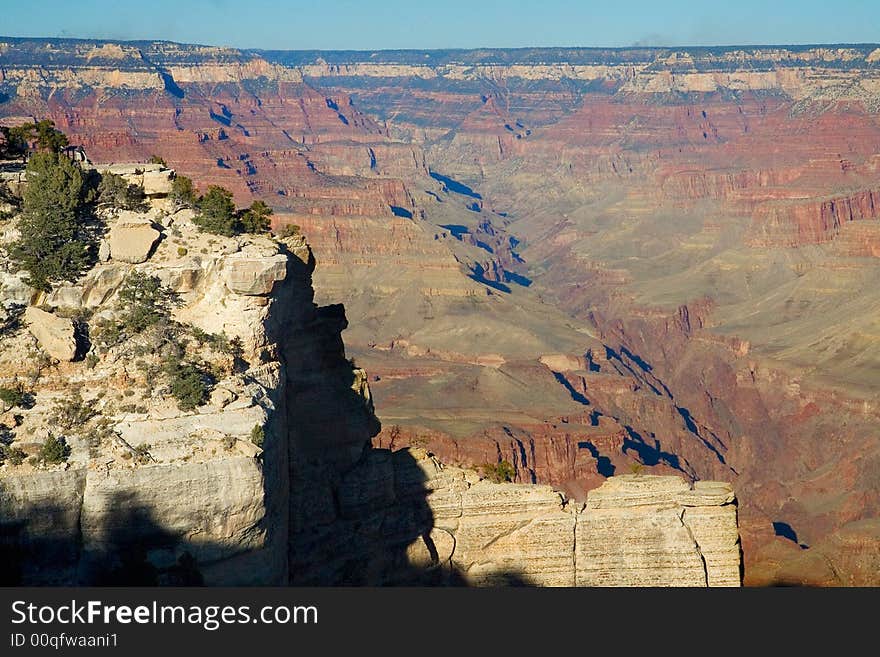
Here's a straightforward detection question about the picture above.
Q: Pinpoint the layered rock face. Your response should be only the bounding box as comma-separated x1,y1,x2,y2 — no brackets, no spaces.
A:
293,447,740,587
0,201,318,584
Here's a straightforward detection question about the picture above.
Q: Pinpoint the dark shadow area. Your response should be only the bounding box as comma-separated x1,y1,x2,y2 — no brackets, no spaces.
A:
439,223,469,239
773,521,809,549
209,110,232,126
0,488,206,586
469,264,511,293
158,70,184,98
604,346,664,396
622,425,692,476
504,271,532,287
606,346,730,469
619,345,653,372
676,405,728,466
553,372,590,405
429,171,482,199
577,440,616,477
390,205,412,218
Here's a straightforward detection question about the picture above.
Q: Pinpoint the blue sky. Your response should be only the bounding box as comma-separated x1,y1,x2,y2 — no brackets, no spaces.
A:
2,0,878,50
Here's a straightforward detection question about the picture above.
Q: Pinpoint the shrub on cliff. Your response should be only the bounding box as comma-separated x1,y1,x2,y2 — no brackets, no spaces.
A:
0,179,19,207
250,424,265,448
0,445,26,466
116,271,177,334
10,151,94,291
97,172,147,211
0,386,26,409
49,389,96,433
162,357,212,411
480,459,516,483
0,126,26,160
39,434,71,464
148,155,168,167
169,174,198,210
5,119,68,155
239,200,273,233
275,223,301,238
194,185,237,235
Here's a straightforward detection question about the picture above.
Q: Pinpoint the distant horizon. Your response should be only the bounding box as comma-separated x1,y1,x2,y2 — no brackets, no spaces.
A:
3,34,880,54
1,0,877,51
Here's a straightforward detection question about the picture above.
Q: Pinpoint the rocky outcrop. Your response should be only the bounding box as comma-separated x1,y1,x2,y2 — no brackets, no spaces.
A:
224,250,288,296
23,306,77,361
577,476,739,586
306,449,741,587
106,213,161,264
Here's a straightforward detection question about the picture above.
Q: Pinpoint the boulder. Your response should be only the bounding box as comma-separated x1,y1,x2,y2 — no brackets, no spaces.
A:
24,306,78,361
45,285,84,309
0,271,36,307
142,169,173,196
225,253,288,296
107,214,161,264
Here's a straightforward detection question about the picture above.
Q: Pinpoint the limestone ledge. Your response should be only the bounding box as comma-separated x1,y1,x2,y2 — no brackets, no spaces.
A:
300,450,742,587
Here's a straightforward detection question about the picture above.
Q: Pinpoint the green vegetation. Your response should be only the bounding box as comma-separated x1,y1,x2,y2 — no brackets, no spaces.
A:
275,223,301,238
39,434,71,464
162,358,212,411
177,183,278,236
9,150,94,291
481,459,516,483
0,386,25,408
250,424,265,448
239,200,273,233
177,246,188,257
170,174,198,209
3,120,68,157
0,304,24,342
0,179,18,217
1,445,27,466
97,171,147,211
50,390,96,432
629,463,645,476
116,271,177,334
148,155,168,167
194,185,237,235
190,327,243,357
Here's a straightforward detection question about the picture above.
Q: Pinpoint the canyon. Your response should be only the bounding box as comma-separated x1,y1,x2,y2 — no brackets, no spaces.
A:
0,171,739,586
2,38,879,584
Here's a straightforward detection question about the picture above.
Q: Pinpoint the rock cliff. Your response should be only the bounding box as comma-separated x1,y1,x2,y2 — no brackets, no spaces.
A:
0,175,740,586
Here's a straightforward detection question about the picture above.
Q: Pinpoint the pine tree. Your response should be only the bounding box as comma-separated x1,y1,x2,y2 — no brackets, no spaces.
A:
10,151,91,291
239,200,273,233
194,185,237,235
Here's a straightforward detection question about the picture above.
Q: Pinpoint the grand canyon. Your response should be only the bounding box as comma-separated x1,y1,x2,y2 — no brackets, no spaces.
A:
2,37,880,586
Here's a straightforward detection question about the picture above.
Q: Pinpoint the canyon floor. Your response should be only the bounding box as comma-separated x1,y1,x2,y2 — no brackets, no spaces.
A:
2,39,880,584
